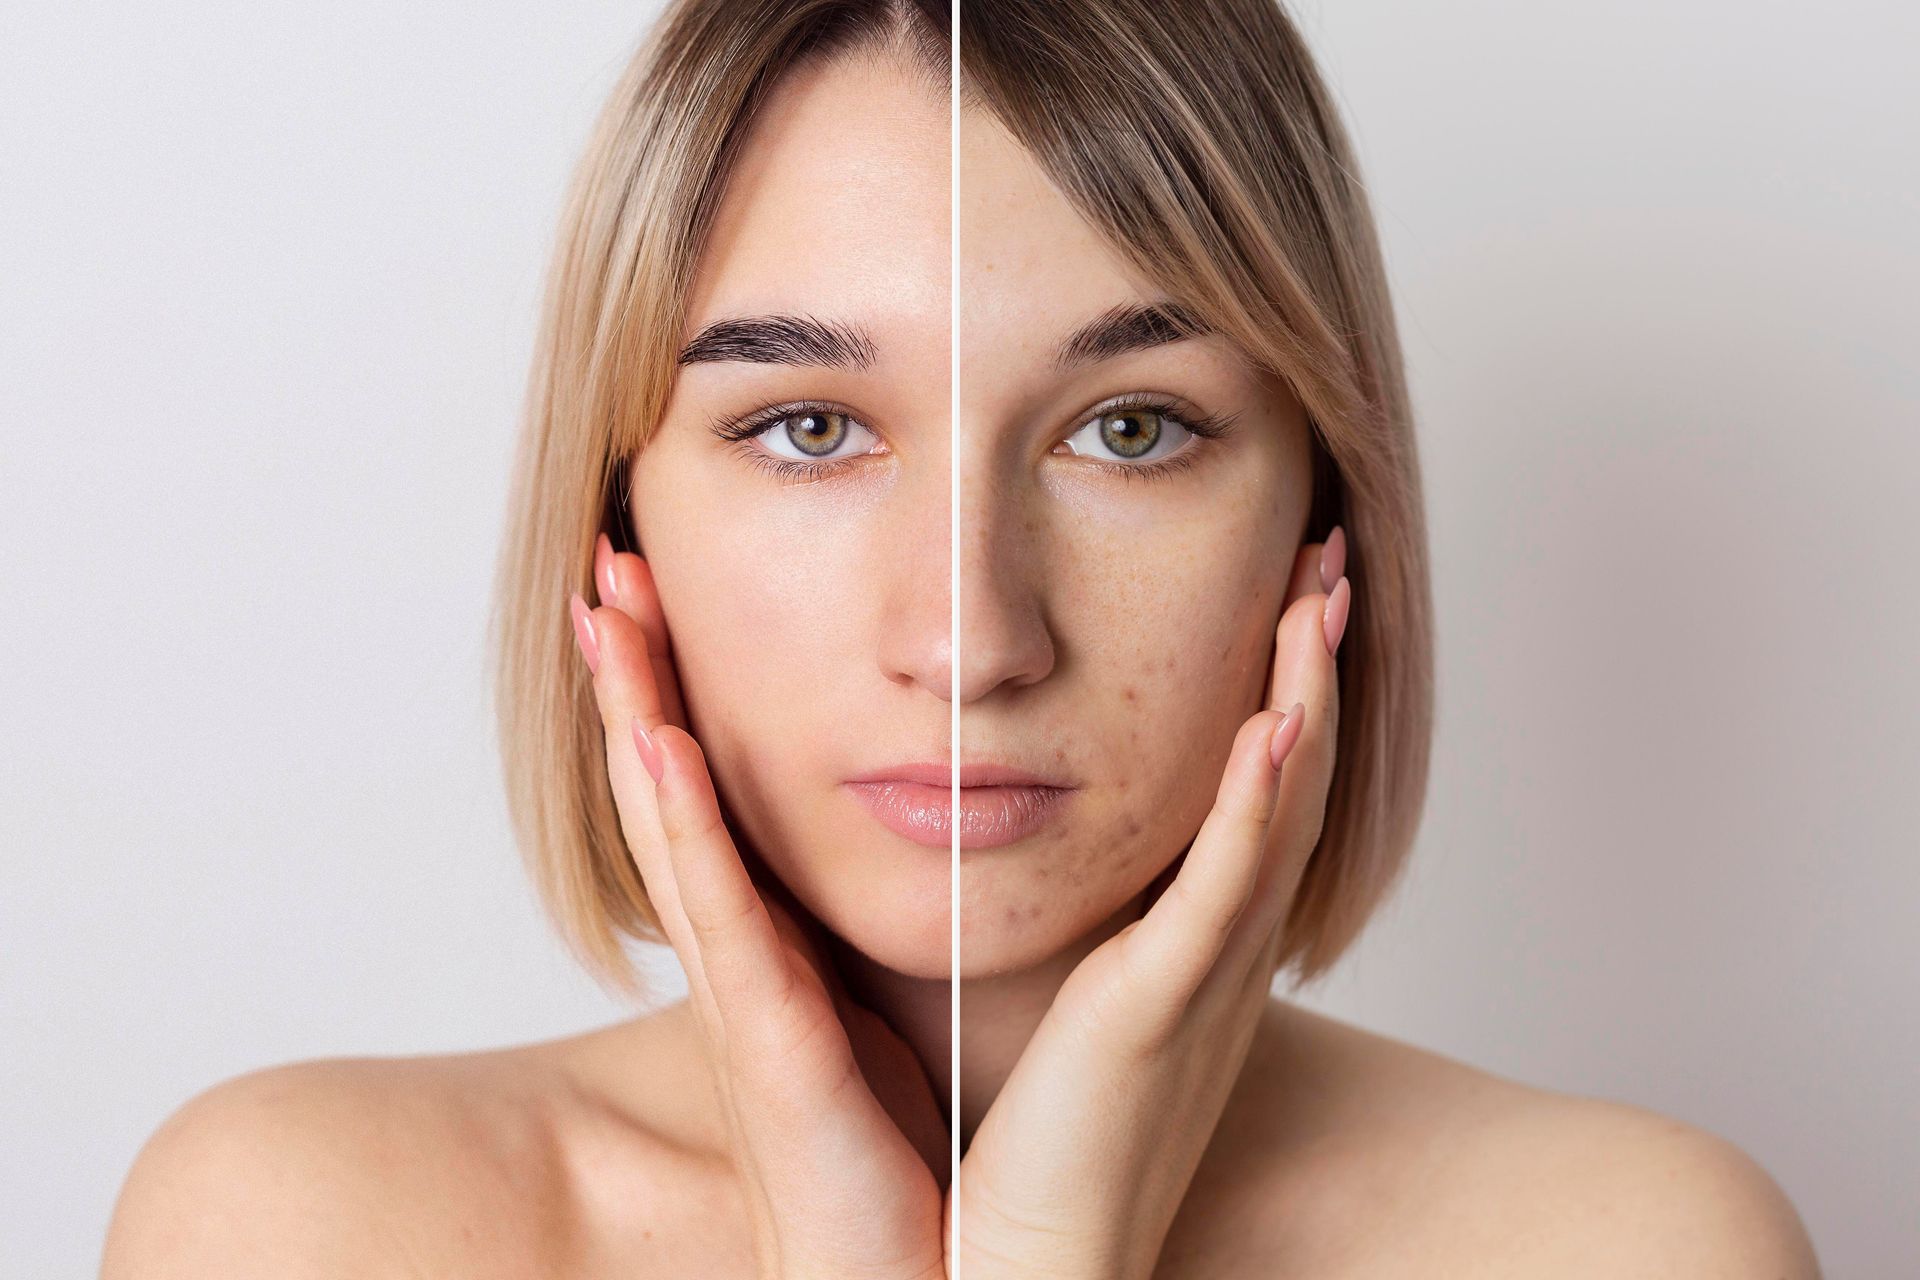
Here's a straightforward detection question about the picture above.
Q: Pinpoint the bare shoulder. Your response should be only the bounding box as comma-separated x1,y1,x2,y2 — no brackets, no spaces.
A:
100,1003,742,1279
1184,1002,1822,1278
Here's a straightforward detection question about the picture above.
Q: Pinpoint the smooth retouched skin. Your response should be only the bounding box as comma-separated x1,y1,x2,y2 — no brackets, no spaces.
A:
98,44,1820,1280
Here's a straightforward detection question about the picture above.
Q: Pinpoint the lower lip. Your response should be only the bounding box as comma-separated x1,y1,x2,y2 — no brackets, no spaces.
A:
843,780,1072,849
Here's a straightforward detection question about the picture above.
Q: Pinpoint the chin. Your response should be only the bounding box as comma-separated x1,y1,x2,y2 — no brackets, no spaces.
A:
955,847,1160,979
773,831,956,982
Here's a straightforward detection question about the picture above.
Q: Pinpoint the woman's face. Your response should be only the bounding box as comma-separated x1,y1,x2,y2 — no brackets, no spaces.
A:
629,59,1313,984
629,49,954,978
955,109,1315,977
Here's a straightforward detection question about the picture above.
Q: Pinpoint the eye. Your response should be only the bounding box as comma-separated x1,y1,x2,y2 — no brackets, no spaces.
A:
1058,404,1204,465
751,408,880,461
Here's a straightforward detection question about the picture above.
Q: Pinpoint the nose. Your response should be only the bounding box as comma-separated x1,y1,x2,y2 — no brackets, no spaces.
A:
950,463,1056,703
875,454,1056,704
875,452,958,700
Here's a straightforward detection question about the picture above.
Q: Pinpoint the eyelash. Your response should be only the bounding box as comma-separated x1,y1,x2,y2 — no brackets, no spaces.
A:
707,399,880,487
1069,394,1240,484
706,394,1240,486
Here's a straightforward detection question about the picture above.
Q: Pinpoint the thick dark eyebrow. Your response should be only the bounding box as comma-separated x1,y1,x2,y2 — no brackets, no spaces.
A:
1054,300,1210,368
676,313,878,370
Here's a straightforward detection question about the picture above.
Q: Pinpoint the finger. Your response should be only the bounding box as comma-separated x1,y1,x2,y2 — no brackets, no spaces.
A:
1228,581,1346,966
1123,704,1291,1005
595,533,688,729
646,723,799,1038
573,593,693,965
1266,525,1341,706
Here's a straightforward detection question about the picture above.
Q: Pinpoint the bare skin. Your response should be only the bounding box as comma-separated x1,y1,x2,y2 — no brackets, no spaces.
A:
100,38,1820,1280
97,1001,1818,1277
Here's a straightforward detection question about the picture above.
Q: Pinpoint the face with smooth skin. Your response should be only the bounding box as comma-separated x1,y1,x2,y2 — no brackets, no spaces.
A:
957,107,1315,977
628,48,952,979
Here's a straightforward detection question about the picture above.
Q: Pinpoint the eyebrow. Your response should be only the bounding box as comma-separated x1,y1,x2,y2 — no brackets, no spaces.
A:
1054,300,1210,368
676,313,878,370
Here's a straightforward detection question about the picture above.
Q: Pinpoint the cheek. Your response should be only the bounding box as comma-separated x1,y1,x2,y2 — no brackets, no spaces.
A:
1052,498,1288,877
634,493,857,803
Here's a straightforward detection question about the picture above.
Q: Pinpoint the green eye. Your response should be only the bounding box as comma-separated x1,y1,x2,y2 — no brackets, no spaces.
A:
784,411,849,457
1097,409,1161,458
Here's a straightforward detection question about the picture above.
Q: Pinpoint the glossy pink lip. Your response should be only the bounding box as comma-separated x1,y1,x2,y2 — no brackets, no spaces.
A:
843,761,1076,849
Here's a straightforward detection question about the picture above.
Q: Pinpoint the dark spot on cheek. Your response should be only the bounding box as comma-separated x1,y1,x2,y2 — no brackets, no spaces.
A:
1122,685,1136,703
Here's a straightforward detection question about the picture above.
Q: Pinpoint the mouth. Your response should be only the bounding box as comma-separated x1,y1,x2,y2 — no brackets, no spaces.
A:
843,762,1076,850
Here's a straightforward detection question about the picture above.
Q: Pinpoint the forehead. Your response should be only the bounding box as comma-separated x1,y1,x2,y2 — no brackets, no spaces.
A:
683,49,950,340
959,106,1158,341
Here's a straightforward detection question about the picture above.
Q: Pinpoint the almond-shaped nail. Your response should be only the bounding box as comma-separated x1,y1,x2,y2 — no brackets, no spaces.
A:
1319,525,1347,594
569,592,600,675
595,532,619,608
1322,576,1350,658
631,716,663,783
1269,701,1305,770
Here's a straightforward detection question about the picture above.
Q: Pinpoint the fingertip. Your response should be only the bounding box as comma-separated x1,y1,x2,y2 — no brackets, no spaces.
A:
1319,524,1347,592
1268,700,1306,771
594,532,619,607
568,591,600,675
630,716,663,783
1322,576,1351,658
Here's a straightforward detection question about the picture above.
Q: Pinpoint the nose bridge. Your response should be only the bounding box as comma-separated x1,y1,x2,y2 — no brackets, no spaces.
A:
954,447,1056,704
874,450,957,701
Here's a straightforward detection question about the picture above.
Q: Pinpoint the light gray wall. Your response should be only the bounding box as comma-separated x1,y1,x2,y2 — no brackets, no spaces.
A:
2,2,1912,1275
1287,2,1920,1274
0,5,659,1273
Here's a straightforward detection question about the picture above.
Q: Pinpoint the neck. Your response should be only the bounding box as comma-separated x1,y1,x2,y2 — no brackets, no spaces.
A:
831,890,1148,1151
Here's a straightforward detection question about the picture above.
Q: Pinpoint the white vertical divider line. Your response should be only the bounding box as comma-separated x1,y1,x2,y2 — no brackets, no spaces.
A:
948,0,963,1271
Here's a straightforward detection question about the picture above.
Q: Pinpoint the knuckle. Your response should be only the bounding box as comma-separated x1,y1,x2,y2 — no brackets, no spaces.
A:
660,793,728,847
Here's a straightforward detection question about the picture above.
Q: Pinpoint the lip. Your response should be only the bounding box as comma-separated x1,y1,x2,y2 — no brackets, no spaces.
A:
845,761,1073,788
843,761,1076,850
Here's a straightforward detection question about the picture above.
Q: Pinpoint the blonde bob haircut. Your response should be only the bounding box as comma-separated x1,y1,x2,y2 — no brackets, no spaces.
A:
961,0,1436,985
489,0,950,997
492,0,1431,997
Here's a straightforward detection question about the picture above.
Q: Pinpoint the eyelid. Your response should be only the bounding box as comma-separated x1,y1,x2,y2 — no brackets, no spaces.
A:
706,399,886,483
1059,393,1239,470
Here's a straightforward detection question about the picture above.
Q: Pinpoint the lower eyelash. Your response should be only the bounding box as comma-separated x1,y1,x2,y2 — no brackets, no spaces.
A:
733,446,849,486
711,400,877,486
1081,397,1240,482
1094,449,1205,484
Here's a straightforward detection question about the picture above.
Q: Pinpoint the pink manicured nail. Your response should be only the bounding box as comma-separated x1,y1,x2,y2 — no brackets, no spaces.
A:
1322,576,1350,657
1319,525,1346,594
569,592,600,675
595,533,619,608
631,717,663,783
1269,701,1305,770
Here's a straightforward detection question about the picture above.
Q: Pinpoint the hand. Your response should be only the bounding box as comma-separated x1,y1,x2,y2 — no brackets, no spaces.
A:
952,531,1351,1280
572,533,951,1280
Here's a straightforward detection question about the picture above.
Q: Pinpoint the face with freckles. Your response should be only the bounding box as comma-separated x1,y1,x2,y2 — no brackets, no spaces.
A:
627,48,953,979
956,108,1315,977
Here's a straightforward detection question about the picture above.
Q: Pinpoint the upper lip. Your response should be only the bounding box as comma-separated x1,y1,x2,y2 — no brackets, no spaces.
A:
846,761,1075,788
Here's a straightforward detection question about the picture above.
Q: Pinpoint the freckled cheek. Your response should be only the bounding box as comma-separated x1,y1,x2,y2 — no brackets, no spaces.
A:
1058,529,1282,876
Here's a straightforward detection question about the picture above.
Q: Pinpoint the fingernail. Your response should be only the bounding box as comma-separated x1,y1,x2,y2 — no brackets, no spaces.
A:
569,592,600,675
595,533,619,607
1322,576,1350,658
1319,525,1346,594
631,716,663,783
1269,701,1305,770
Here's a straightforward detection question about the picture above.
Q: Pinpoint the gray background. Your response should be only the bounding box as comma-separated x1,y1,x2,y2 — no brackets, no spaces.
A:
2,1,1913,1274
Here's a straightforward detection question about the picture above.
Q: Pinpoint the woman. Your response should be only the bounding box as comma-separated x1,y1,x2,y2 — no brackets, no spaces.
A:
101,0,1821,1275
